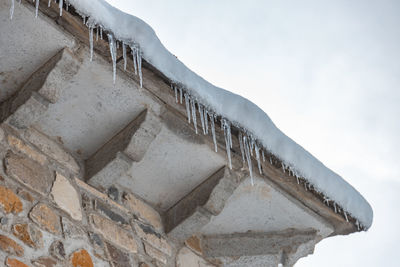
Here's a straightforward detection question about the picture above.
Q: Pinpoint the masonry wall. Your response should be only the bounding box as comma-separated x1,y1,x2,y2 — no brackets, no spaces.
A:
0,125,213,267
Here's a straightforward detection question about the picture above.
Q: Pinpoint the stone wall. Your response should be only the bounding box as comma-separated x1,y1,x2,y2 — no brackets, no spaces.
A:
0,125,213,266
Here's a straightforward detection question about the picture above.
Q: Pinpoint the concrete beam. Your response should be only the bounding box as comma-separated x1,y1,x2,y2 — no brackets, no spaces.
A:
0,48,80,129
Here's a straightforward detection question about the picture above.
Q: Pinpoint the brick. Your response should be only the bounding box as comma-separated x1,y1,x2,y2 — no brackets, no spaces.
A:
32,257,58,267
6,258,29,267
144,243,168,265
106,242,132,267
123,193,162,231
0,185,23,214
0,235,24,256
25,128,80,173
185,235,203,255
8,135,47,165
4,151,54,195
176,247,214,267
51,173,82,221
70,249,94,267
95,201,128,226
29,203,61,235
134,222,172,256
49,240,66,260
12,223,43,248
90,213,138,253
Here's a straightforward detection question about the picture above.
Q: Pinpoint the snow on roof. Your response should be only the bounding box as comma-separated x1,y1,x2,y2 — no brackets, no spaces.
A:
13,0,373,229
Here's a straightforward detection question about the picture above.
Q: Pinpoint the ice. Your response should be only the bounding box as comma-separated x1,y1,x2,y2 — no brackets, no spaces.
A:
184,93,190,123
238,131,245,163
96,26,99,41
48,0,51,7
262,149,265,162
66,0,69,11
100,26,103,40
122,42,127,70
179,87,183,104
89,25,94,61
131,45,138,75
204,109,209,134
198,104,206,135
210,113,217,152
255,143,262,174
222,119,232,169
190,98,198,134
136,47,143,88
344,211,349,222
107,33,117,84
35,0,39,18
59,0,63,16
10,0,14,20
243,135,254,185
174,85,178,103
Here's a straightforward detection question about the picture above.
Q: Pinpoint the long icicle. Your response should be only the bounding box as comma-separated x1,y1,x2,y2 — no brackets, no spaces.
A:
59,0,63,16
210,113,217,152
198,104,205,134
243,135,254,185
35,0,39,18
89,25,94,61
190,98,198,134
222,119,232,169
48,0,51,7
136,47,143,88
96,26,99,41
204,109,209,134
122,42,127,70
255,143,262,174
107,33,117,84
174,86,178,103
131,45,138,75
179,87,183,104
239,131,245,163
184,93,191,123
10,0,14,20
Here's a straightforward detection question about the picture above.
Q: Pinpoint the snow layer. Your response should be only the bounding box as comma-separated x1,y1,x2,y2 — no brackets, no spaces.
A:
67,0,372,229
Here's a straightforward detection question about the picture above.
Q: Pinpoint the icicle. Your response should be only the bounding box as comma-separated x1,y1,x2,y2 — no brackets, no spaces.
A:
107,33,117,84
210,113,217,152
269,157,272,165
82,16,85,24
282,162,285,173
116,41,119,49
190,98,198,134
136,47,143,88
59,0,63,16
174,86,178,103
344,211,349,222
198,104,206,134
184,93,191,123
262,149,265,162
122,42,127,71
323,197,330,206
179,87,183,104
238,131,245,163
65,0,69,11
296,174,299,184
204,109,209,134
243,135,254,185
249,136,255,156
10,0,14,20
356,220,360,231
96,26,99,41
89,25,94,62
48,0,50,7
131,46,138,75
333,203,337,213
254,143,262,174
100,27,103,40
222,119,232,169
304,183,308,191
35,0,39,18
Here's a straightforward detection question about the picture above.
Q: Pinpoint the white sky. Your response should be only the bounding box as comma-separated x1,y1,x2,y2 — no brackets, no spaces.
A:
106,1,400,266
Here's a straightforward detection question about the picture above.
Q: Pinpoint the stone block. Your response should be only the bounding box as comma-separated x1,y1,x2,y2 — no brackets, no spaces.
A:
185,235,203,255
176,247,214,267
32,257,58,267
51,173,82,221
61,217,85,238
144,243,168,265
134,222,172,256
49,240,66,260
69,249,94,267
0,235,24,256
29,203,62,235
7,135,47,165
95,201,128,226
0,185,23,214
90,213,138,253
4,151,54,195
88,232,107,260
5,258,29,267
12,223,43,248
106,242,133,267
123,192,162,231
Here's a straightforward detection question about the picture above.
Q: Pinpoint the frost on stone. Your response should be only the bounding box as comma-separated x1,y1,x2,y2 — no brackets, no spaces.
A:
107,33,117,84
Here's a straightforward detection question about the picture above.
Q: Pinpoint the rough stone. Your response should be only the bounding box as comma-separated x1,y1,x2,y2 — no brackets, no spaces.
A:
7,135,47,165
139,263,151,267
70,249,94,267
123,193,163,231
107,186,119,202
49,240,66,260
51,173,82,221
0,127,4,142
88,232,107,260
90,213,138,253
134,222,172,256
0,235,24,256
144,243,168,265
0,185,23,214
95,201,128,226
4,151,54,195
176,247,214,267
106,242,132,267
6,258,29,267
32,257,58,267
12,223,43,248
185,235,203,255
62,217,85,238
17,190,34,203
29,203,62,235
24,128,80,173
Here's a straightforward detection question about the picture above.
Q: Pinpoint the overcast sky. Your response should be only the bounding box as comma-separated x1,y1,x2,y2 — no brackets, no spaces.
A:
106,1,400,266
